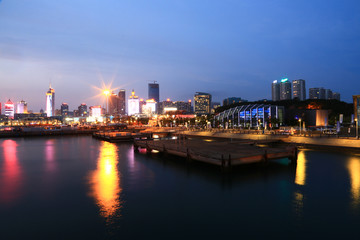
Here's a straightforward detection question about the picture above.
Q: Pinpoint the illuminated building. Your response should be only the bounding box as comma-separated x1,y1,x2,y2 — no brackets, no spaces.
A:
16,100,28,114
194,92,211,115
61,103,69,116
118,89,126,115
216,104,285,128
309,87,325,99
279,78,291,100
142,99,157,116
90,106,102,118
148,82,159,104
148,82,159,113
5,99,15,119
159,100,192,114
78,103,88,117
128,90,140,116
211,102,221,114
292,79,306,101
271,80,280,101
46,85,55,117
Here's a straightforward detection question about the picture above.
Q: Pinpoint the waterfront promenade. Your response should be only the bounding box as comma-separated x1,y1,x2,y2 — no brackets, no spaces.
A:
180,130,360,150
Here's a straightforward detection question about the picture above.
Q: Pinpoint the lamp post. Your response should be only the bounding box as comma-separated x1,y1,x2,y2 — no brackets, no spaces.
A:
299,118,302,135
356,118,359,139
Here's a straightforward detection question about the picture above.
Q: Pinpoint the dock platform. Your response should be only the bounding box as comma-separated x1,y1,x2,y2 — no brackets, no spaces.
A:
134,138,298,168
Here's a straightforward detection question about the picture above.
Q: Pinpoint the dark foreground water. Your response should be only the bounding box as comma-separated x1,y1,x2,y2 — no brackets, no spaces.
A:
1,136,360,239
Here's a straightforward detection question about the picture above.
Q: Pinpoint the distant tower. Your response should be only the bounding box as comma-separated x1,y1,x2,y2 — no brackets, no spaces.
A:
271,80,280,101
5,99,15,119
118,89,126,115
292,79,306,101
16,100,28,114
46,84,55,117
194,92,211,115
61,103,69,116
128,89,140,116
309,87,325,100
148,81,159,103
279,78,291,100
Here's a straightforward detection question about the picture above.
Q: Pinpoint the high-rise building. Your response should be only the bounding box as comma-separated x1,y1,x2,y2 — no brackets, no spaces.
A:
325,89,333,100
108,92,121,115
309,88,325,99
5,99,15,119
194,92,211,115
332,92,340,101
292,79,306,101
279,78,291,100
16,100,28,114
46,85,55,117
148,81,159,103
61,103,69,116
118,89,126,115
128,90,140,116
78,103,88,117
271,80,280,101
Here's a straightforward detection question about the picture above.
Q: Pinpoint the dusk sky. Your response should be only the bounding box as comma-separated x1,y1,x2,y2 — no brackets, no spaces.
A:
1,0,360,111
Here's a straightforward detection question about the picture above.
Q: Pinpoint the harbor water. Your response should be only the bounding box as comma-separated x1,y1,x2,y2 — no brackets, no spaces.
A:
1,136,360,239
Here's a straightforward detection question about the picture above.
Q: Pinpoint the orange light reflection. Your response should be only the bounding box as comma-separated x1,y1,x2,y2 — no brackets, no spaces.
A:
348,157,360,208
295,151,306,186
88,142,122,219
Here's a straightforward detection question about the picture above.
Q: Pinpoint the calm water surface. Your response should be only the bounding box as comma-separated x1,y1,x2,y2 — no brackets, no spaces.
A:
1,136,360,239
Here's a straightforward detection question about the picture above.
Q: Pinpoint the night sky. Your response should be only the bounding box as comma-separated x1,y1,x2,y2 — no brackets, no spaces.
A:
1,0,359,111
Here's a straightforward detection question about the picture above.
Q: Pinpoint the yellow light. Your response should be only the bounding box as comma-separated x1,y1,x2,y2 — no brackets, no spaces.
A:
103,90,110,96
295,151,306,186
348,157,360,208
88,142,121,218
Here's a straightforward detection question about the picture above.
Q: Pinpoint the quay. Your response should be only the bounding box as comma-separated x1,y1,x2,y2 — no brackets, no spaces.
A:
134,138,298,168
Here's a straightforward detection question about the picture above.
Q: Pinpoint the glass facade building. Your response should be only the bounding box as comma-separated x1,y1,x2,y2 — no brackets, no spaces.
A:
215,104,284,128
194,92,211,115
292,79,306,101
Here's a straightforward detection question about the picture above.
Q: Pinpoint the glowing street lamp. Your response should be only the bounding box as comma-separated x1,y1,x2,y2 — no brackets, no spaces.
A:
299,118,302,135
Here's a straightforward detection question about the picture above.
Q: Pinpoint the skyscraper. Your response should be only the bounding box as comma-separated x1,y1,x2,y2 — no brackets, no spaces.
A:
61,103,69,116
271,80,280,101
325,89,333,100
118,89,126,115
128,90,140,116
309,88,325,99
16,100,28,113
279,78,291,100
5,99,14,119
194,92,211,115
78,103,88,117
292,79,306,101
148,81,159,103
46,85,55,117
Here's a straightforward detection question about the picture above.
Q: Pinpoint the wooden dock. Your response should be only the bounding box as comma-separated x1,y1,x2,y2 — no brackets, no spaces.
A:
134,138,298,168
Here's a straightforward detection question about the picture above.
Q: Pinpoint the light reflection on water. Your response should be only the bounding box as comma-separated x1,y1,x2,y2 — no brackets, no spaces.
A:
347,156,360,208
295,150,307,186
88,141,122,219
0,140,22,204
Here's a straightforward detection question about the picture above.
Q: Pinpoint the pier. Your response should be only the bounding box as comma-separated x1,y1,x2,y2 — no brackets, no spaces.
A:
134,138,297,168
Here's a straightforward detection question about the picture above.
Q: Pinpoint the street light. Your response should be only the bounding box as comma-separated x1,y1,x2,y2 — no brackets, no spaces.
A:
356,118,359,139
299,118,302,135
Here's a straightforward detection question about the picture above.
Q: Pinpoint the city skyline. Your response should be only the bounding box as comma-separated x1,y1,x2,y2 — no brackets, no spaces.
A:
1,0,360,111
